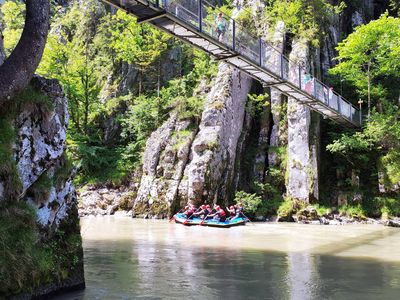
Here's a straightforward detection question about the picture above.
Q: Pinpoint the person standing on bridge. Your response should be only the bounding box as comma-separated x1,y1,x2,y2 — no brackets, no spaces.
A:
215,12,226,41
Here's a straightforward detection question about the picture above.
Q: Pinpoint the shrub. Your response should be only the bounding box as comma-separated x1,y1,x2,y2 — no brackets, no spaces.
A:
338,204,366,219
234,191,262,214
277,197,295,219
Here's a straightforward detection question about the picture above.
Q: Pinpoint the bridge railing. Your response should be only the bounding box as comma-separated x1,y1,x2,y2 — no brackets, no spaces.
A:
156,0,360,126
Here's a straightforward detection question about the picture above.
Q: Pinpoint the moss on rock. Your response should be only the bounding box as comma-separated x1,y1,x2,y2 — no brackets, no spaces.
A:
0,201,84,297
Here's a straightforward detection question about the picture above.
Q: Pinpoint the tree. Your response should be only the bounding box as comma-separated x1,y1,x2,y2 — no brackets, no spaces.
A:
0,0,50,105
111,10,169,95
330,14,400,116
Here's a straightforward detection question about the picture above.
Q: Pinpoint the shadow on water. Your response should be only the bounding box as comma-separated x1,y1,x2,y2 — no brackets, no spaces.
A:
53,218,400,300
308,227,400,256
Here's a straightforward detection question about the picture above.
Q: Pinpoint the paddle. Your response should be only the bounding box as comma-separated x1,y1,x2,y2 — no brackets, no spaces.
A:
183,206,204,224
169,209,183,222
241,212,253,225
183,212,197,225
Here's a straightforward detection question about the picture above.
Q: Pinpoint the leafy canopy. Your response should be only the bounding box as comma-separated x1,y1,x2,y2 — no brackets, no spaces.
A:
330,14,400,107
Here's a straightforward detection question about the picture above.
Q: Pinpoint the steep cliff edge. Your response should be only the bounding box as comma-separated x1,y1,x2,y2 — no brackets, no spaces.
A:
132,64,253,216
0,76,84,298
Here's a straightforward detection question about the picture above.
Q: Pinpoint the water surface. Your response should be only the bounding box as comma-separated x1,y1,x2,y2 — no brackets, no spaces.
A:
56,216,400,299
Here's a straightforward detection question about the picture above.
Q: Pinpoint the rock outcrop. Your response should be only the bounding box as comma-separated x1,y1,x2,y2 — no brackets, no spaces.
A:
185,64,253,204
78,185,137,217
15,76,68,197
0,75,84,297
132,63,253,215
286,37,320,203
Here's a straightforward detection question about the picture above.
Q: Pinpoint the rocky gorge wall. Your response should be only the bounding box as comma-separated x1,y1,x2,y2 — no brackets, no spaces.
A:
0,74,84,297
78,0,391,218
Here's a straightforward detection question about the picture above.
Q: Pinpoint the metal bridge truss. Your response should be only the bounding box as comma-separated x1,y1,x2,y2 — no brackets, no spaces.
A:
103,0,361,127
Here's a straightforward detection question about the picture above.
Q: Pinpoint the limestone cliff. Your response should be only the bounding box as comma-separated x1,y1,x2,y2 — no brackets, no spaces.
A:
132,64,253,216
0,76,84,297
78,0,391,218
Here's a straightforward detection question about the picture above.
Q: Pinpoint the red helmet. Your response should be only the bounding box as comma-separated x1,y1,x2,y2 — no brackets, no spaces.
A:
185,206,189,210
215,205,221,210
201,205,206,209
206,204,211,209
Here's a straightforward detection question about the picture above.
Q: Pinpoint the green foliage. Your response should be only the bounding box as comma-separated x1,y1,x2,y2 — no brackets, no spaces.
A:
0,117,15,168
360,196,400,218
262,0,344,46
111,10,169,69
0,201,82,296
338,204,366,219
177,96,204,120
31,0,218,187
67,132,130,185
27,172,53,203
1,0,25,55
16,85,54,111
327,107,400,193
54,154,74,189
246,93,270,117
330,14,400,112
277,197,295,219
379,150,400,187
0,114,22,201
389,0,400,15
313,204,332,216
233,191,262,214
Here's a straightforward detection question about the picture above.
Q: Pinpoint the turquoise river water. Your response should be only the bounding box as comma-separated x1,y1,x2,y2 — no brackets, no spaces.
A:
55,216,400,300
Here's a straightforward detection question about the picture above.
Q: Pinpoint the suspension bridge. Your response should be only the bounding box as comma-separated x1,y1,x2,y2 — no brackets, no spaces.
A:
103,0,361,127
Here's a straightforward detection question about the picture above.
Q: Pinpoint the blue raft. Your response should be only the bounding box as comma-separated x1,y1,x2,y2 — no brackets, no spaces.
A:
174,213,247,228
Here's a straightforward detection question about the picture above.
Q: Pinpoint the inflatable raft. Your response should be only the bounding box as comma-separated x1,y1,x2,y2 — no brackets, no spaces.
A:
174,213,247,228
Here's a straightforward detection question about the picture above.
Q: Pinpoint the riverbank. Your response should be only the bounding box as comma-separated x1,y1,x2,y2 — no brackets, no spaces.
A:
78,186,400,227
78,203,400,228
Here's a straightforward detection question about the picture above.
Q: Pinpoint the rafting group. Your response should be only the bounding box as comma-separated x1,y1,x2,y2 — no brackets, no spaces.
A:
173,203,249,228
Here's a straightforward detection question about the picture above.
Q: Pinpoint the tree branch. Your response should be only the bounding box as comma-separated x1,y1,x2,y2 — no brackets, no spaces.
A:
0,0,50,105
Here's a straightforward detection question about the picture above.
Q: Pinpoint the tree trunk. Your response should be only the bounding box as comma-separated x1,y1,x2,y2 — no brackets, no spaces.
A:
0,0,50,105
367,63,371,117
84,73,89,133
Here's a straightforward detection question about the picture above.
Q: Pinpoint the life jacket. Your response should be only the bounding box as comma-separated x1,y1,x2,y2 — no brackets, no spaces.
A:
218,209,226,217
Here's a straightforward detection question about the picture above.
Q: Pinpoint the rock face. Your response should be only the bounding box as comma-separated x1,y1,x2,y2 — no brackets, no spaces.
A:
286,38,320,203
132,63,253,215
78,185,137,217
15,76,68,196
185,64,253,204
0,76,84,296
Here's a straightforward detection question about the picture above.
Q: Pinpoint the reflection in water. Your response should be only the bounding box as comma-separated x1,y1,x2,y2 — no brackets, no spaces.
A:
54,217,400,300
287,253,315,300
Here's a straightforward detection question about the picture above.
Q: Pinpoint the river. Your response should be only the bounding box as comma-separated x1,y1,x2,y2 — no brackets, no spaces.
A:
55,216,400,299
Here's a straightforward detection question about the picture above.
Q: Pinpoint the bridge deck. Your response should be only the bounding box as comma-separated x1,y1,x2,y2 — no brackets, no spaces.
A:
103,0,361,127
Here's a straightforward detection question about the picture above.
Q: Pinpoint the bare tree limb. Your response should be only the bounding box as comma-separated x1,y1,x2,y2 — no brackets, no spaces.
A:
0,0,50,105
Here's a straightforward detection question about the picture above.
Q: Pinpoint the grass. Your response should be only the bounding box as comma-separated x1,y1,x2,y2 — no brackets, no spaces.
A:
27,172,53,203
0,115,22,201
0,201,83,297
16,85,54,111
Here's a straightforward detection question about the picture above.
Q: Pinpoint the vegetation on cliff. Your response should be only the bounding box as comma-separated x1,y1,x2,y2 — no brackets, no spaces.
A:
0,201,83,297
2,0,400,219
